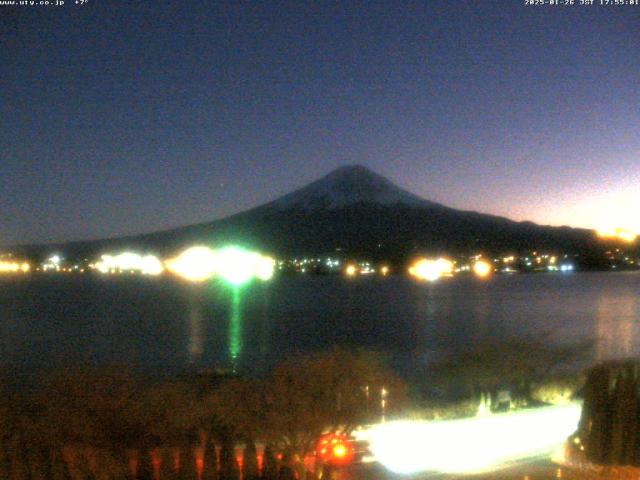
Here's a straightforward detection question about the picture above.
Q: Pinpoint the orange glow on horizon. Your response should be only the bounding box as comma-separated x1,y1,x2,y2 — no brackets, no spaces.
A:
597,227,637,243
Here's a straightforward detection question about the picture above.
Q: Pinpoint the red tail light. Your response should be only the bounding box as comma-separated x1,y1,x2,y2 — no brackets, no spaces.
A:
316,433,355,466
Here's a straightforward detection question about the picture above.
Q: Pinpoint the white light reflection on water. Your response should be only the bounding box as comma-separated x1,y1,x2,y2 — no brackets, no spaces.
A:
596,292,639,361
187,307,204,363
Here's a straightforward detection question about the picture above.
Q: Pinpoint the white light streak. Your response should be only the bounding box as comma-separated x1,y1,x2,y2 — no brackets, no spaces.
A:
354,403,581,475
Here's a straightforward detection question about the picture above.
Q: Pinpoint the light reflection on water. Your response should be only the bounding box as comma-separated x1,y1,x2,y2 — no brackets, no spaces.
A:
228,287,243,365
0,272,639,378
595,289,639,361
187,306,204,363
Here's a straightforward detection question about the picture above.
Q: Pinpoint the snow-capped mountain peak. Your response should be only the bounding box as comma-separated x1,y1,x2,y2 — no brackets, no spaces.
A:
267,165,440,211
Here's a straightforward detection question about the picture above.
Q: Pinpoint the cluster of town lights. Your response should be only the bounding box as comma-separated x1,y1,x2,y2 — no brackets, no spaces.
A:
8,246,278,285
1,254,557,282
166,246,275,285
408,258,454,281
94,252,164,276
0,261,30,273
408,257,495,282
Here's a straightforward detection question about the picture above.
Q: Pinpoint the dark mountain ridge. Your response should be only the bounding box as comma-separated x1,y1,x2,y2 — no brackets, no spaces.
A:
8,165,602,262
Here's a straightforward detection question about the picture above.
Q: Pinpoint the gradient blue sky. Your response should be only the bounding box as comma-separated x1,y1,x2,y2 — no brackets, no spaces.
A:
2,0,639,245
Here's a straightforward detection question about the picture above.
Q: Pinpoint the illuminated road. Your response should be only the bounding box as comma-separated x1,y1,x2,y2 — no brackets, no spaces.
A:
340,461,598,480
349,404,583,479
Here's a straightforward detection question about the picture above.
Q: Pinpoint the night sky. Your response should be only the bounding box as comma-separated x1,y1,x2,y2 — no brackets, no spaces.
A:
2,1,639,245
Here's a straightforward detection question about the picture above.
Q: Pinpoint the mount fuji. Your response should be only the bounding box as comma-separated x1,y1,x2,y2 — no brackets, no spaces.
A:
15,165,597,261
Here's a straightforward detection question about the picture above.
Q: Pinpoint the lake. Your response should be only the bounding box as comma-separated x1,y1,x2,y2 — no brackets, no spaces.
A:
1,272,639,385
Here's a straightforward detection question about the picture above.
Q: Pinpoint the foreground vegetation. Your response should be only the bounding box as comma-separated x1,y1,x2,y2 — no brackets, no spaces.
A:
0,334,596,479
0,349,406,480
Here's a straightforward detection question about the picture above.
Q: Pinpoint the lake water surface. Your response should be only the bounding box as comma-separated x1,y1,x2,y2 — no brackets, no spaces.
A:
1,272,639,383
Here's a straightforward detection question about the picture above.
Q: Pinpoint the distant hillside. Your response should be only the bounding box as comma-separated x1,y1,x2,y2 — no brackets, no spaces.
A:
11,165,604,262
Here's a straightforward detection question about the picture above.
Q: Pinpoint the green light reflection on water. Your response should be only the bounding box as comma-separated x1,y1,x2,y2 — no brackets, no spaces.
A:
229,286,243,367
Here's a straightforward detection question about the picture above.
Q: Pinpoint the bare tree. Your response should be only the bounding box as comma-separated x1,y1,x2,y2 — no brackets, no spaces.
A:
205,348,406,457
261,348,406,454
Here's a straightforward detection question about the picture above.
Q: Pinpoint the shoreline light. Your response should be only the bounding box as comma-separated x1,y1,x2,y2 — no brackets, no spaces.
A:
166,246,218,282
473,260,492,278
95,252,164,276
166,245,275,285
409,258,453,282
345,264,358,277
216,247,275,285
255,255,276,281
0,261,31,273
